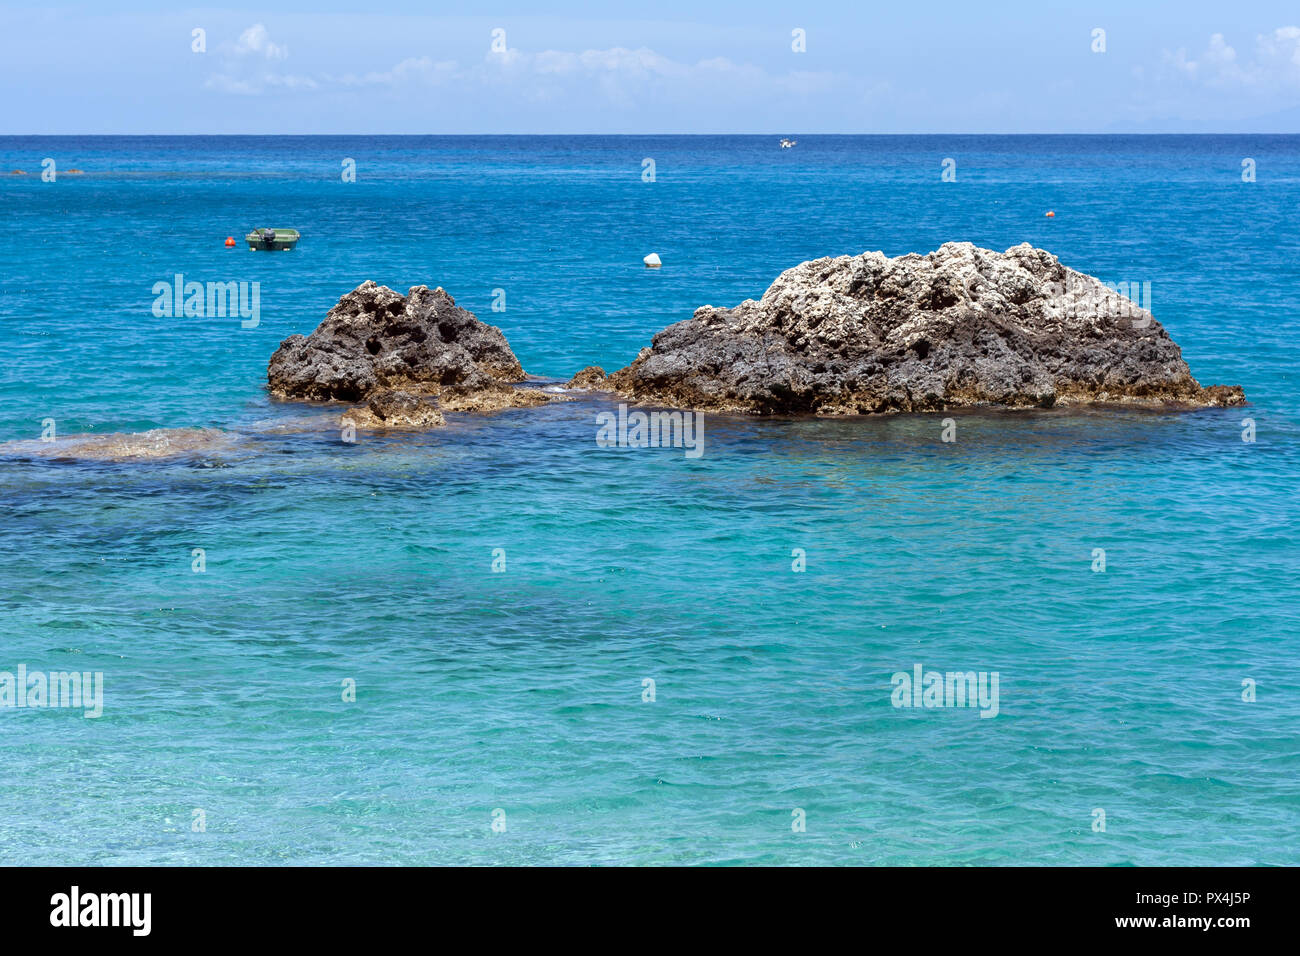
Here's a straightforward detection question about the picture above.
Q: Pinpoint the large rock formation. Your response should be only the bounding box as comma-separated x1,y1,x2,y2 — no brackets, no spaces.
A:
607,242,1245,414
268,281,538,415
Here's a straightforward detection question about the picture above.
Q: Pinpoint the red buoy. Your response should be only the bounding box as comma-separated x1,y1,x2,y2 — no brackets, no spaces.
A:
1045,211,1055,218
224,236,236,247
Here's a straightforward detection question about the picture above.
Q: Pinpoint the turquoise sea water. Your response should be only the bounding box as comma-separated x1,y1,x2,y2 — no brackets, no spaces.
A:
0,135,1297,865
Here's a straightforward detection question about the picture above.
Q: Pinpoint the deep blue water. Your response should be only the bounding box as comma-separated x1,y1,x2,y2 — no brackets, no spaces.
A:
0,135,1297,865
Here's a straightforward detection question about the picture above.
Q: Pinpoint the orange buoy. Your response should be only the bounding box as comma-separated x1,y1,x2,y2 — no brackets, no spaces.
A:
1045,211,1055,218
224,236,236,247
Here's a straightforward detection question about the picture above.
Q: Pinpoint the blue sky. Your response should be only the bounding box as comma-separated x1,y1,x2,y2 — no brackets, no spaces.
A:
3,1,1299,133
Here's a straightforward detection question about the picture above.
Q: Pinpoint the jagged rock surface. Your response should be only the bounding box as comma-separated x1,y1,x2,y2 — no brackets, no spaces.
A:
607,242,1245,414
268,281,528,404
340,389,446,430
566,365,611,390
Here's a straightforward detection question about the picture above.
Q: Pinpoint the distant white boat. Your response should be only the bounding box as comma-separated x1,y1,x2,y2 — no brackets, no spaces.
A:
779,138,797,149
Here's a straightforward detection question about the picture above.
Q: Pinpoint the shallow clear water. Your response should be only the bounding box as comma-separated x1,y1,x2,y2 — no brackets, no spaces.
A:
0,135,1297,865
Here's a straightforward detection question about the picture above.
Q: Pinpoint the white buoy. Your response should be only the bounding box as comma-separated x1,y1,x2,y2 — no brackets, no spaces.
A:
643,253,662,268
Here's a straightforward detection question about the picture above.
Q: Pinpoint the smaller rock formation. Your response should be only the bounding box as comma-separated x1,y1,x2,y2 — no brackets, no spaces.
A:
566,366,612,390
440,386,551,413
340,389,446,430
268,281,547,424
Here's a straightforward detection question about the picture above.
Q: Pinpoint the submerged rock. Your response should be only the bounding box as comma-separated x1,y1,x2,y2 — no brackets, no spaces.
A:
608,242,1246,414
440,386,552,413
268,281,534,410
341,389,446,430
3,428,238,462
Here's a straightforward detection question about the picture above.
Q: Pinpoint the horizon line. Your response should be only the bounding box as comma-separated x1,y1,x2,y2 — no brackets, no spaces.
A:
3,131,1298,137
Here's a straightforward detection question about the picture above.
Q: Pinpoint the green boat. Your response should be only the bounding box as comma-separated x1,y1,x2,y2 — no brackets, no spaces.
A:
245,227,300,251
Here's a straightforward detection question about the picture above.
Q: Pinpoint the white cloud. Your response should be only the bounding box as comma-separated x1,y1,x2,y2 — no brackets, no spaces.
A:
205,24,309,94
203,42,844,105
204,72,317,95
472,46,840,107
336,57,458,88
234,24,287,61
1255,25,1300,74
1166,26,1300,89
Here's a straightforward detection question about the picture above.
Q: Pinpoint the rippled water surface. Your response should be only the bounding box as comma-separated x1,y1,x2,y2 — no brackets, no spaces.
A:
0,136,1297,864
